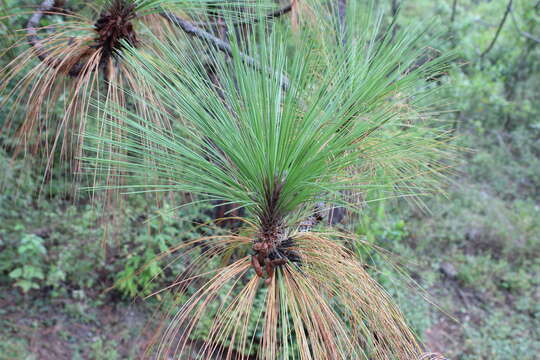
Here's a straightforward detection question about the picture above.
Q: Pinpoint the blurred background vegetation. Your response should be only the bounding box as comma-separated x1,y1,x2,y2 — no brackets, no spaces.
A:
0,0,539,359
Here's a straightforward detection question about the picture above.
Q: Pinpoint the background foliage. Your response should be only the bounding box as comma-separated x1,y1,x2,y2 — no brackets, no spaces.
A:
1,0,539,359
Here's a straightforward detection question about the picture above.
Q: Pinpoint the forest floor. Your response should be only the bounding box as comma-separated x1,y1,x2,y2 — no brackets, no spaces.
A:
1,137,539,359
0,289,150,359
2,231,538,360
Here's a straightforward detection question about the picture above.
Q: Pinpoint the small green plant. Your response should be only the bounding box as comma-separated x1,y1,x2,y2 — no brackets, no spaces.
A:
355,201,409,262
89,338,121,360
8,234,47,293
115,248,162,298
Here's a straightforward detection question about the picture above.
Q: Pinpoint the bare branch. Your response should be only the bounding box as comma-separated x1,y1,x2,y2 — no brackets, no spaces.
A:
27,0,83,76
27,0,55,57
192,4,293,27
391,0,399,17
161,12,290,90
510,7,540,44
450,0,458,23
256,3,293,23
480,0,513,59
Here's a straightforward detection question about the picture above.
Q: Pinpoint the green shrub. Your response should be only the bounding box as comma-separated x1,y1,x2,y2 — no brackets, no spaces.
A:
6,234,47,293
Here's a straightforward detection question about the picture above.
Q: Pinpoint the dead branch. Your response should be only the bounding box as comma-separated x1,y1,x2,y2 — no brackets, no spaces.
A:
161,12,290,90
27,0,84,76
480,0,513,58
240,3,292,25
510,7,540,44
450,0,458,23
27,0,55,60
